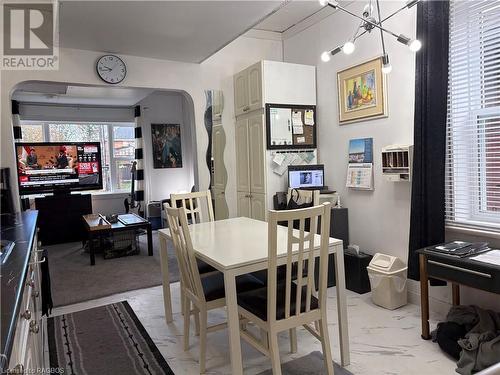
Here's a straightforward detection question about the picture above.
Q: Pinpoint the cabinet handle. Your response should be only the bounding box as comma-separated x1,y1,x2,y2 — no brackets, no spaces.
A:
29,320,39,334
243,106,250,112
9,364,24,374
20,310,31,320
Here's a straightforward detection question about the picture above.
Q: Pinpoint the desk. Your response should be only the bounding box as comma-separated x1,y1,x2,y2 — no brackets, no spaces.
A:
83,213,153,266
418,248,500,339
158,217,350,374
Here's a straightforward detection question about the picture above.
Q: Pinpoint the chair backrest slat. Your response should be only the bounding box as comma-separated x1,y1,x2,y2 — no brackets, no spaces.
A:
166,206,205,302
171,190,214,224
267,203,331,322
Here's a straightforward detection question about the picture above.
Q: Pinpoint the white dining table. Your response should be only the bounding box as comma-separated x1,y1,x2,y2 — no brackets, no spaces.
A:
158,217,350,374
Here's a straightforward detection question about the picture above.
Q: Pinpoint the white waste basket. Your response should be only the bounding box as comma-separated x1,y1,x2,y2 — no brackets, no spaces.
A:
367,253,408,310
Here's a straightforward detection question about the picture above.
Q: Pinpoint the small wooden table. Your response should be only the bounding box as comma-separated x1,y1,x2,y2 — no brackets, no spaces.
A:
83,213,153,265
158,217,350,374
417,247,500,340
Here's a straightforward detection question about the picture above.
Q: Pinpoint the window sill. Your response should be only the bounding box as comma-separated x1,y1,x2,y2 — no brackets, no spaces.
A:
90,191,129,200
446,225,500,240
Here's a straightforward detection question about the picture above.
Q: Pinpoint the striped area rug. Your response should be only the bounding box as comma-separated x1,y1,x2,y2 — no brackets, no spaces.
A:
47,301,174,375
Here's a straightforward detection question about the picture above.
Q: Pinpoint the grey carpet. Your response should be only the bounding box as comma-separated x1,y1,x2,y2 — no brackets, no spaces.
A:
256,351,353,375
48,301,174,374
48,231,180,307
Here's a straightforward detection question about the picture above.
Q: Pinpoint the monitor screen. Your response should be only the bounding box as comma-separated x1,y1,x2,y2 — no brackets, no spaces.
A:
15,142,103,195
288,164,324,189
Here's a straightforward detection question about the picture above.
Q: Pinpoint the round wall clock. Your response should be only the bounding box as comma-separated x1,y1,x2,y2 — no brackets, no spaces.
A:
96,55,126,84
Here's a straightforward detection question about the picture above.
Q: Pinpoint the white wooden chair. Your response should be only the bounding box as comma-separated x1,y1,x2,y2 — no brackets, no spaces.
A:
236,203,334,375
170,190,215,224
166,206,264,374
165,191,218,316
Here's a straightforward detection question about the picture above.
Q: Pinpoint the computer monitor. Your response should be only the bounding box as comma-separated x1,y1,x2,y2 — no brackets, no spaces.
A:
288,164,325,189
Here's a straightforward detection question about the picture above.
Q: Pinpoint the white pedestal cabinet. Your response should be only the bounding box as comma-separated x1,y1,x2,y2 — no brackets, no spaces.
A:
234,61,316,220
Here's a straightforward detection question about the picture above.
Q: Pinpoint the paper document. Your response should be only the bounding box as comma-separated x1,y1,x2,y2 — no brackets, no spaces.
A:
300,152,315,164
292,111,304,134
346,163,373,190
470,250,500,266
292,111,303,126
273,153,300,176
304,110,315,126
272,153,286,166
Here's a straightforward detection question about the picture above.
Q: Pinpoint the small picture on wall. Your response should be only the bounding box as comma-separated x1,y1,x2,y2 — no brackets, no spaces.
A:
337,57,387,124
151,124,182,169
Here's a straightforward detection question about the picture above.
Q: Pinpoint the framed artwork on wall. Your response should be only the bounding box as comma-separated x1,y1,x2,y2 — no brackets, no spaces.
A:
151,124,182,168
337,56,388,124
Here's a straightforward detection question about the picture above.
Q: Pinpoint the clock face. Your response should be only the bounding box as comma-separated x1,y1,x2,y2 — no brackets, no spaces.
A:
96,55,126,84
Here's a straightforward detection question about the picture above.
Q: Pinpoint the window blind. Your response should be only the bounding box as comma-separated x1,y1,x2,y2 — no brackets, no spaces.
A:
445,0,500,232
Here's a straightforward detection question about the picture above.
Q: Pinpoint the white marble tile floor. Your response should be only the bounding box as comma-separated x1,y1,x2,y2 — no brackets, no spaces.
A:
52,283,457,375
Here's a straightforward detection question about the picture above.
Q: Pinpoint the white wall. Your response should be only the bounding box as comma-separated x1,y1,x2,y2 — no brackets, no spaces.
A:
283,1,499,312
1,35,283,218
284,0,416,264
138,91,196,202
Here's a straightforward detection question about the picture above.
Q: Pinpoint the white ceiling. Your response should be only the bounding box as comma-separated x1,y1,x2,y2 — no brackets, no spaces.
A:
254,1,325,33
12,83,153,106
59,1,284,63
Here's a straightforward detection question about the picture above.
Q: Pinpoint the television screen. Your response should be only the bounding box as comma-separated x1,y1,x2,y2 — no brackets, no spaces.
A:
15,142,103,195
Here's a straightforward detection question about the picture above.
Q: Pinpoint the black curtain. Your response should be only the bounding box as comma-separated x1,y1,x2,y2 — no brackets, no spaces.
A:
408,0,450,282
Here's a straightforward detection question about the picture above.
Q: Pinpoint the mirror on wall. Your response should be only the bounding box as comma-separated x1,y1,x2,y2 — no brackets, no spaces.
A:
204,90,228,220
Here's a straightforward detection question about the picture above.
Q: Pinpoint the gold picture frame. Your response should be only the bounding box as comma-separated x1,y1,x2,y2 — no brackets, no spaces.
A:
337,56,388,124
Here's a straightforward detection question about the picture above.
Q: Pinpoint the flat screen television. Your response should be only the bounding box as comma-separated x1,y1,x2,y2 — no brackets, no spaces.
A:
15,142,103,195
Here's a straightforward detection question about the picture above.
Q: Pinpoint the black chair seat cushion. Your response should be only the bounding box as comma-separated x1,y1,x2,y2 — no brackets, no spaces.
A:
237,282,318,321
197,259,217,274
201,272,265,302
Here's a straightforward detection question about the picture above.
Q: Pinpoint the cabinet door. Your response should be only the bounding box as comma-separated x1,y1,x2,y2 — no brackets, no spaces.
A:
237,191,251,218
234,69,249,116
248,63,262,112
250,193,266,221
248,113,266,194
235,118,250,192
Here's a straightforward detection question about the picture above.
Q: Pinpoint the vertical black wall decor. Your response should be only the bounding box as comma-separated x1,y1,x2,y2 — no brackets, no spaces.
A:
12,100,22,140
134,105,145,217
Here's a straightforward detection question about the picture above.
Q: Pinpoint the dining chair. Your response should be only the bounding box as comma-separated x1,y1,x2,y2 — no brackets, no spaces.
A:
236,202,334,375
166,206,264,374
170,190,215,224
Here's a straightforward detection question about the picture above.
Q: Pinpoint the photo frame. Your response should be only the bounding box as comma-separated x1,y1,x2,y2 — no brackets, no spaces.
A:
151,124,182,169
337,56,388,124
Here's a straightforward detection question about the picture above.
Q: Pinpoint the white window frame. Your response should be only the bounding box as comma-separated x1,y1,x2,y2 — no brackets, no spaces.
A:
19,120,136,193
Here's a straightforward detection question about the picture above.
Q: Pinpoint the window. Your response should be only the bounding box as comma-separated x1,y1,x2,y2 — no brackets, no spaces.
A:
446,1,500,231
19,121,135,193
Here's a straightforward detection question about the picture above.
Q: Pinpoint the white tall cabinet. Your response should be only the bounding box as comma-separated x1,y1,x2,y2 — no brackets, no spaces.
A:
234,61,316,221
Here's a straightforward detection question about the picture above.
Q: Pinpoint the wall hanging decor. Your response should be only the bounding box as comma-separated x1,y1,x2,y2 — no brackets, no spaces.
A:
151,124,182,168
266,103,317,149
319,0,421,75
337,57,387,124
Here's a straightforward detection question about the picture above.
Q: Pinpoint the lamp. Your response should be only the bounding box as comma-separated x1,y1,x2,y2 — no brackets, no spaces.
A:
319,0,422,72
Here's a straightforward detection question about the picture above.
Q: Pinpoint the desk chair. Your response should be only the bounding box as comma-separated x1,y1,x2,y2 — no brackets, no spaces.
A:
236,203,334,375
166,206,263,373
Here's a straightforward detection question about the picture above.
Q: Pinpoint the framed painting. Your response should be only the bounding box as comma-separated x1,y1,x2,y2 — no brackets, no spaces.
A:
151,124,182,168
337,56,387,124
